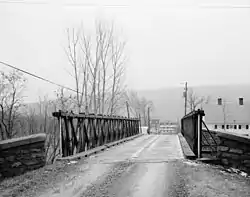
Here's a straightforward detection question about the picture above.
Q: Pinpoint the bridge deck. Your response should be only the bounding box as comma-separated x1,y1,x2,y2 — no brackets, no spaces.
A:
1,134,250,197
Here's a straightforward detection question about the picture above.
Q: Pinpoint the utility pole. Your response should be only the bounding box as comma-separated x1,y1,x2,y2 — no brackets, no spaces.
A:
147,107,151,134
139,113,142,133
222,98,226,130
126,101,130,118
184,82,188,116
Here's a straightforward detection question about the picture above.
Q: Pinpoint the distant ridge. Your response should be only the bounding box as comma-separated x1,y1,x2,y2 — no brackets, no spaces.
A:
22,84,250,122
137,84,250,122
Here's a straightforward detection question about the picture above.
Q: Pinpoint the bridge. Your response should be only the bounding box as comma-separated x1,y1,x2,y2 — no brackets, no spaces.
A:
0,110,250,196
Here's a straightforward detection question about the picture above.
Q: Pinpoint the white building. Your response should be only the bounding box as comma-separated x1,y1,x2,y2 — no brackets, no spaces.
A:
202,99,250,136
159,121,178,134
140,126,148,134
159,124,177,134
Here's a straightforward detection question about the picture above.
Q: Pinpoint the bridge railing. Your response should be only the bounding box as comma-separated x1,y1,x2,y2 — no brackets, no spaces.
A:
181,110,203,157
52,111,140,157
181,109,219,158
201,121,220,158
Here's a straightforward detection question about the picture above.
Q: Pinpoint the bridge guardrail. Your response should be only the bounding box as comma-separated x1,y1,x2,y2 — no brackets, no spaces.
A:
52,111,140,157
181,109,219,159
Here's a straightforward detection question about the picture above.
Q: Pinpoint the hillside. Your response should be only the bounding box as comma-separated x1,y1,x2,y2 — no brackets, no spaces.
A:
137,84,250,122
23,84,250,122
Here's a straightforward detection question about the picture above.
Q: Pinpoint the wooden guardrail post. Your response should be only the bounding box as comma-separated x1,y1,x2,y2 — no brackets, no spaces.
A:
197,110,201,159
58,115,62,157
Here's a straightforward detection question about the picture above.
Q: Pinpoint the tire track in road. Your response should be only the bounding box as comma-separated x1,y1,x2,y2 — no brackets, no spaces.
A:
38,135,155,197
79,161,136,197
130,135,159,159
77,136,161,197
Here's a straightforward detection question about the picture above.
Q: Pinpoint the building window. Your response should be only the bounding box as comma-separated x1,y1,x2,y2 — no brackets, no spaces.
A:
226,125,229,129
238,125,242,130
230,125,233,129
234,125,237,129
217,98,222,105
239,98,244,105
246,125,249,130
214,125,217,129
222,125,225,129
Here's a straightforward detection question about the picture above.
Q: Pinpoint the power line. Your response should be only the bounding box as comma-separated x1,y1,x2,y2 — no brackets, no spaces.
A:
0,61,80,94
184,82,188,116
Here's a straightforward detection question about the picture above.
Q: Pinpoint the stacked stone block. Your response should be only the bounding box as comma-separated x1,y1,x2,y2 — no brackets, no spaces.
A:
217,132,250,173
0,134,46,178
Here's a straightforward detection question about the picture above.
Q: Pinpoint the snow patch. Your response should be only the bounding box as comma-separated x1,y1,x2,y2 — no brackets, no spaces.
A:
183,161,199,166
240,172,248,177
222,167,249,178
67,161,78,165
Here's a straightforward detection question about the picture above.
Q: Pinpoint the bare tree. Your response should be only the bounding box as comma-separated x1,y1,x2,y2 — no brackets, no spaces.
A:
65,20,126,116
77,25,100,114
0,70,26,140
65,28,83,113
125,90,141,117
187,88,207,112
54,88,73,111
36,96,61,164
80,32,92,114
125,90,154,125
140,97,153,126
109,34,126,115
25,107,38,135
99,22,114,114
44,98,60,164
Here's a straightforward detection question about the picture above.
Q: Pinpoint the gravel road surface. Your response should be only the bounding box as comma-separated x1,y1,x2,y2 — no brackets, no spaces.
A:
1,134,250,197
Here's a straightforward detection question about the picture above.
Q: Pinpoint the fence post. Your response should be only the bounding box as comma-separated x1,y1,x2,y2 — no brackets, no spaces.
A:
59,116,62,157
139,114,142,134
197,110,201,158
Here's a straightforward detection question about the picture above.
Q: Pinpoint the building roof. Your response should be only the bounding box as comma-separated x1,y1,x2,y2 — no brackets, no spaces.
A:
202,102,250,124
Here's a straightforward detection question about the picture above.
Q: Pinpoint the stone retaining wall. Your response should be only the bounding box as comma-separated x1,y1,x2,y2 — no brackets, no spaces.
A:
216,131,250,173
0,133,46,178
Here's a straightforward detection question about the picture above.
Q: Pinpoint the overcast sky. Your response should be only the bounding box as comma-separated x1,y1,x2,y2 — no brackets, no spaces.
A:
1,0,250,102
